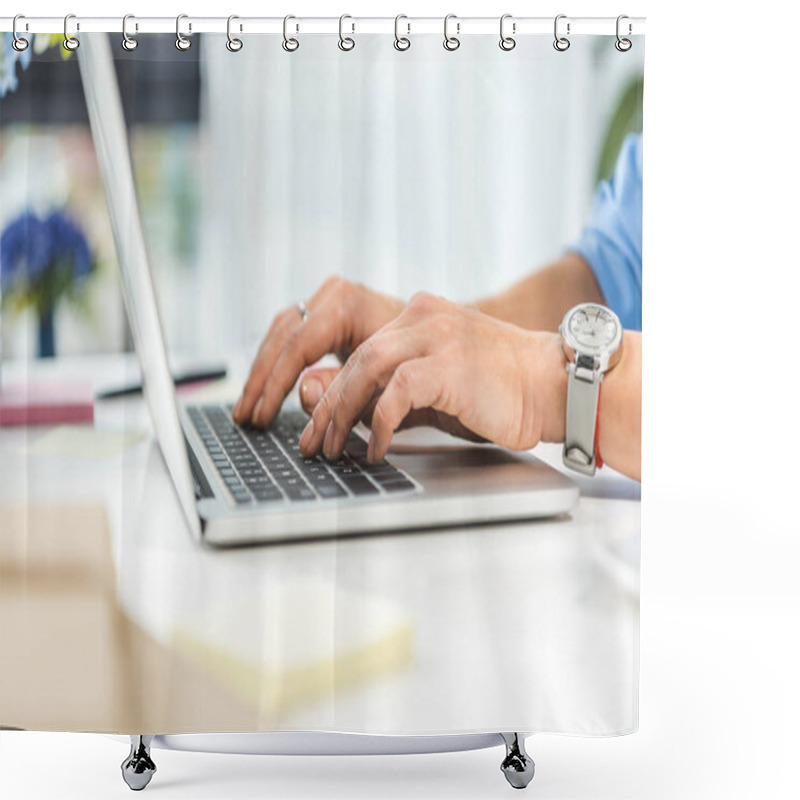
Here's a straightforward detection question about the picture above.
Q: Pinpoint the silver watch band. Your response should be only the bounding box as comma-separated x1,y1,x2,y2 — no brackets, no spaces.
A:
562,357,601,476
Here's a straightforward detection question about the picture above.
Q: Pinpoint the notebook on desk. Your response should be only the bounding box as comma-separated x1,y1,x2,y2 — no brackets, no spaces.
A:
77,33,577,546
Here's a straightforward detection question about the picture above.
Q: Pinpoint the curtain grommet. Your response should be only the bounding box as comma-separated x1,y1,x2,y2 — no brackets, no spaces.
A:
122,14,138,51
63,13,80,51
283,15,299,52
175,14,192,51
338,14,355,51
499,14,516,51
12,15,29,52
443,14,460,51
615,15,632,51
226,15,243,52
394,14,411,51
553,14,570,52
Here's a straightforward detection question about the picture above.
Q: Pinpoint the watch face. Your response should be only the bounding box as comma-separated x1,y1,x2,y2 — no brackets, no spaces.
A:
561,303,623,368
567,305,620,349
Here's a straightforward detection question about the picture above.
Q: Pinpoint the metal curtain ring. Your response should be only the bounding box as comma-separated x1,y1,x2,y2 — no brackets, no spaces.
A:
12,15,29,51
615,14,632,51
122,14,138,51
176,14,191,51
443,14,460,51
338,14,355,51
553,14,570,52
63,13,80,51
227,15,243,52
499,13,516,51
283,15,299,52
394,14,411,51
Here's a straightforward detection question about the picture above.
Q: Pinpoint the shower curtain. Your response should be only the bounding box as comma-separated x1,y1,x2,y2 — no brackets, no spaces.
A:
0,23,642,739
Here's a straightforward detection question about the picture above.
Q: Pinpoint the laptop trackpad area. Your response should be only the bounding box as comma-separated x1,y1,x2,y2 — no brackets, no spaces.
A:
389,446,572,496
383,426,574,497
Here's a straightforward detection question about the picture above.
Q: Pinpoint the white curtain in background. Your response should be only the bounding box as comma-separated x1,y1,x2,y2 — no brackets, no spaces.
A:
193,34,642,353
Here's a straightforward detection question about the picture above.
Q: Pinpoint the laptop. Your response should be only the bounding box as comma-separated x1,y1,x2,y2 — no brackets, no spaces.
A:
77,34,578,546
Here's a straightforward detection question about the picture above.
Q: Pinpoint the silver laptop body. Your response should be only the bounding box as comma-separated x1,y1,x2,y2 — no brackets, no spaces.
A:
78,34,578,547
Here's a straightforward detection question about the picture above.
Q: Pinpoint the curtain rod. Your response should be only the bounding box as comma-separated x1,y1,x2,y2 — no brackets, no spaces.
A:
1,16,645,37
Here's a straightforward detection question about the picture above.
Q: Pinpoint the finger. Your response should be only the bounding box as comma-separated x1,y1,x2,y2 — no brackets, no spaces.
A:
325,333,428,459
299,368,340,414
313,309,447,457
235,276,352,424
368,357,447,462
361,406,485,442
234,308,300,423
300,329,424,458
250,307,345,427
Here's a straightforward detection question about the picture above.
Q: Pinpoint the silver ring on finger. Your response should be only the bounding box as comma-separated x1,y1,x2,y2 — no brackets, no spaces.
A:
296,300,310,322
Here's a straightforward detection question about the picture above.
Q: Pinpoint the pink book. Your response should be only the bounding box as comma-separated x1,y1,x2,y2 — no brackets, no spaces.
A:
0,381,95,427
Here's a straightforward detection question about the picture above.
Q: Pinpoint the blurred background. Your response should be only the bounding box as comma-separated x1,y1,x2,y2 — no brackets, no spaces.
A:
0,32,642,361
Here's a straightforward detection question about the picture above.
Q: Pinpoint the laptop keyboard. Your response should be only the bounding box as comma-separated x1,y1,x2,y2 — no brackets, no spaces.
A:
187,404,416,505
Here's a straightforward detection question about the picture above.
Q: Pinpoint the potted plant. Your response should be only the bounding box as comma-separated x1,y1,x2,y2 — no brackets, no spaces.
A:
1,210,96,358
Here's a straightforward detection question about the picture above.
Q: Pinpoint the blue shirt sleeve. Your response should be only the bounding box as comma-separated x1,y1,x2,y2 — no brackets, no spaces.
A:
569,133,642,331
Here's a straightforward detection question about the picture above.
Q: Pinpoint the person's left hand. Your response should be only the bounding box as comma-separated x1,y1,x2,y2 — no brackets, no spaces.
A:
298,292,567,462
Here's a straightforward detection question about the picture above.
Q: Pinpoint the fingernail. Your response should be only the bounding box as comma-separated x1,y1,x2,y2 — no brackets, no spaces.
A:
367,436,376,463
252,397,264,424
323,424,335,459
300,377,323,409
233,397,243,421
299,419,314,451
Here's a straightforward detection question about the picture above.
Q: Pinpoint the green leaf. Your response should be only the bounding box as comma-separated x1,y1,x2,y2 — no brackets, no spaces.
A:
596,75,644,186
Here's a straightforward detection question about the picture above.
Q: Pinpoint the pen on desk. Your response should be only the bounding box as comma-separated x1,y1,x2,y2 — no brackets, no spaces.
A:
96,367,228,400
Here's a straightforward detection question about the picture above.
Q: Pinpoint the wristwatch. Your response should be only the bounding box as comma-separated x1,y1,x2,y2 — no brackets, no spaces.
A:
560,303,623,476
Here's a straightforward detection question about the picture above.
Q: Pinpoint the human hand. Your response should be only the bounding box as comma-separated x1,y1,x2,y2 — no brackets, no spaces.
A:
297,292,567,462
233,276,404,426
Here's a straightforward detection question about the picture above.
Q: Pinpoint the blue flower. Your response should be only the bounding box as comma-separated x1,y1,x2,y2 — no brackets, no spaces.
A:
1,32,33,99
1,210,94,298
45,212,93,279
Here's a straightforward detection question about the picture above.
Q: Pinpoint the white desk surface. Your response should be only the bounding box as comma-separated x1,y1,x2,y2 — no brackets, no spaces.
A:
1,354,640,737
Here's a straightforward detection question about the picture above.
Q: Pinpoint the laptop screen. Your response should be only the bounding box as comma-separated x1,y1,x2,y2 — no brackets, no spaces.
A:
77,34,202,541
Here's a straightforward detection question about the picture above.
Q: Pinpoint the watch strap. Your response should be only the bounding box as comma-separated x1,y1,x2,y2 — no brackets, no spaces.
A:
562,357,601,476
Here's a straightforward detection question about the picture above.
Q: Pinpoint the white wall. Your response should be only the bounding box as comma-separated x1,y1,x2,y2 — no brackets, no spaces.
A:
193,33,643,352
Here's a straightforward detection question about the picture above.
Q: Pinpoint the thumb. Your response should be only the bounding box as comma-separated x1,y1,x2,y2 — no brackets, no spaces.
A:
299,368,340,414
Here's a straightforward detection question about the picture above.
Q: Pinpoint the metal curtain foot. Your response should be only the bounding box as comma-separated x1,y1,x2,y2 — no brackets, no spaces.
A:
500,732,535,789
121,735,157,791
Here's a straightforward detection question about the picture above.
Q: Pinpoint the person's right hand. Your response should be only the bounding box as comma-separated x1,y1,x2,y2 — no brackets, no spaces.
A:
233,276,404,427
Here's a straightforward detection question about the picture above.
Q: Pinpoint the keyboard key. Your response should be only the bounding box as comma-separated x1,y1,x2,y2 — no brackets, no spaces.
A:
372,470,405,484
299,464,327,476
381,478,415,492
317,483,347,499
310,472,339,486
341,475,380,495
243,471,271,481
360,460,394,472
343,435,368,458
284,485,316,501
326,459,353,472
274,469,299,483
252,487,283,502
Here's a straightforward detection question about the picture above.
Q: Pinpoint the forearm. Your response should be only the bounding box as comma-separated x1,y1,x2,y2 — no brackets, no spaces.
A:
596,331,641,481
536,330,642,481
477,252,605,332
